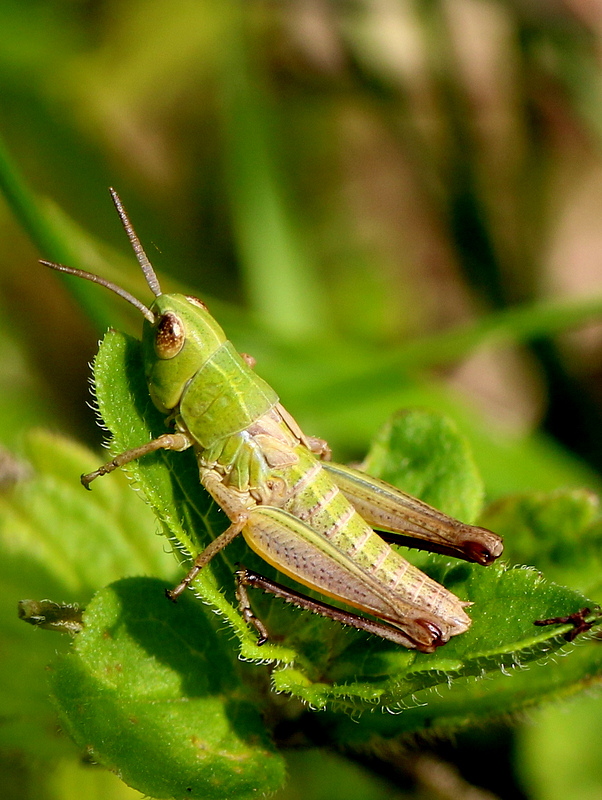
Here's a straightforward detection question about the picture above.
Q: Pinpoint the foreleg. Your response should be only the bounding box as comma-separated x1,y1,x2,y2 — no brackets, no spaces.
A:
82,432,192,488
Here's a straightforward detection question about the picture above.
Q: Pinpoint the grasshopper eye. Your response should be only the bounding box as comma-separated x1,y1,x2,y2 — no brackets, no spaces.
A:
154,312,185,359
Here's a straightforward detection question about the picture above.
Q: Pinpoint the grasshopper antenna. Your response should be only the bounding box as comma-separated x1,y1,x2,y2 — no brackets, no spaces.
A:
109,187,162,298
40,260,156,323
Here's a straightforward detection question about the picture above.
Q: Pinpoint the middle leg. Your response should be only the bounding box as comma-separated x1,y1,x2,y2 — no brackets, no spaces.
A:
166,469,252,600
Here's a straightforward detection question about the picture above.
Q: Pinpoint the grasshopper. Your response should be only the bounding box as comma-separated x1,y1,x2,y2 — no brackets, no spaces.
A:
42,189,503,653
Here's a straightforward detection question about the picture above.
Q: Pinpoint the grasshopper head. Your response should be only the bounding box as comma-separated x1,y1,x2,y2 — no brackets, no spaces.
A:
41,188,226,414
143,292,226,413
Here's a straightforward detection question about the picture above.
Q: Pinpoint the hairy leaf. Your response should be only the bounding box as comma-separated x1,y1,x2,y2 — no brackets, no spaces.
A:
50,578,286,800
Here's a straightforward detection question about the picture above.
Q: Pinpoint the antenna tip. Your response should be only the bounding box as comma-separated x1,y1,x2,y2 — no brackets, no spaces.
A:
39,259,64,272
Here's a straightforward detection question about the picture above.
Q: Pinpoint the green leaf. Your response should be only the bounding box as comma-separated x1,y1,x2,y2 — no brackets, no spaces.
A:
481,489,602,598
0,429,174,762
361,407,484,523
328,632,602,745
49,577,286,800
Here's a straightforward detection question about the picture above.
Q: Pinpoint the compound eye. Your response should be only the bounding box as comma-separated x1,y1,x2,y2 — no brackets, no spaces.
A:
154,312,185,359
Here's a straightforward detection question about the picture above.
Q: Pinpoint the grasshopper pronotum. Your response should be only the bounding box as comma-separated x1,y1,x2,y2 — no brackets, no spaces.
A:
42,190,503,653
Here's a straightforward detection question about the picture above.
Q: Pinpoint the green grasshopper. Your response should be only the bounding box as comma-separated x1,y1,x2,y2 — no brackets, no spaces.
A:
42,189,503,653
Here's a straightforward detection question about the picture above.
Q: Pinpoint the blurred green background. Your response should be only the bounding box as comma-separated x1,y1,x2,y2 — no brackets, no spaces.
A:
2,1,602,799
